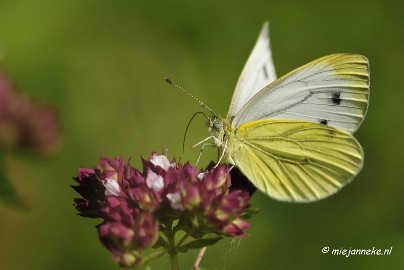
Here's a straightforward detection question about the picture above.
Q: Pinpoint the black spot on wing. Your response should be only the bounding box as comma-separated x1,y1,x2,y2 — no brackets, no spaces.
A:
262,64,268,79
331,92,341,105
320,119,328,126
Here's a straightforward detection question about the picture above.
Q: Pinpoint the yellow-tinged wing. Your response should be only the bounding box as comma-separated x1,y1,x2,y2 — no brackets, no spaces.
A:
229,119,363,202
232,54,369,134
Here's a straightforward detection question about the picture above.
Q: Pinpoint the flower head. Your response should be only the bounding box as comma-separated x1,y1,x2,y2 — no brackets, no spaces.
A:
0,68,61,154
72,152,255,267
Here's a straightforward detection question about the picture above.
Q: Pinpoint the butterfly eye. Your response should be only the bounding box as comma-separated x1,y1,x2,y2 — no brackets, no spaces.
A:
213,121,222,130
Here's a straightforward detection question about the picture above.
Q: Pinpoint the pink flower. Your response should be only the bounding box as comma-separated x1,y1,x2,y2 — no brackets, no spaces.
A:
72,152,255,267
0,68,61,154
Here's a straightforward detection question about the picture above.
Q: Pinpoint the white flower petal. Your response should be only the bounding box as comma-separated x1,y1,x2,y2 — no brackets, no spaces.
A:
166,192,185,211
104,178,121,196
197,172,205,180
146,169,164,192
150,154,175,171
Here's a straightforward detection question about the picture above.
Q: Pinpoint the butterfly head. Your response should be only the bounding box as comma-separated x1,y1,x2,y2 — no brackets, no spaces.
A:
207,114,220,130
207,115,226,141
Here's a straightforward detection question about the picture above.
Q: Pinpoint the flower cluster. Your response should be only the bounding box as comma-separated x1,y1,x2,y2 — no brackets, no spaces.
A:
0,68,60,154
72,152,255,268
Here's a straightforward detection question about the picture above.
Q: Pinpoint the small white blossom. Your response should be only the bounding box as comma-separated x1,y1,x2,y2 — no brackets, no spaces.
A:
166,192,185,211
146,169,164,192
150,154,175,171
197,172,205,180
103,178,121,196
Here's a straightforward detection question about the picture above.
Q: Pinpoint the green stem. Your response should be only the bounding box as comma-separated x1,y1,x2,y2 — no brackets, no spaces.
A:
144,250,166,264
169,250,179,270
166,221,179,270
157,236,169,250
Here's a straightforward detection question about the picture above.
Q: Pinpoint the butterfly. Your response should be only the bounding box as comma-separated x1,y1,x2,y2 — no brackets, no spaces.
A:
170,22,369,202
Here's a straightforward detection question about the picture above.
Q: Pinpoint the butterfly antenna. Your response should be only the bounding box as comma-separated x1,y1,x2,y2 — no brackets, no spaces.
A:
183,111,209,154
165,78,217,115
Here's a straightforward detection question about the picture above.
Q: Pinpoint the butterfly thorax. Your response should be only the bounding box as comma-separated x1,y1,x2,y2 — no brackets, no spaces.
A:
208,115,238,164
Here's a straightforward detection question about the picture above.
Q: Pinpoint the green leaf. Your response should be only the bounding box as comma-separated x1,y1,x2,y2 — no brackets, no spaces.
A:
178,236,223,253
173,215,192,233
0,169,24,208
242,207,260,219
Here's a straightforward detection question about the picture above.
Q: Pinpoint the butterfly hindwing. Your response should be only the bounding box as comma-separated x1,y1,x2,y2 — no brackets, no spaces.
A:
228,119,363,202
232,54,369,134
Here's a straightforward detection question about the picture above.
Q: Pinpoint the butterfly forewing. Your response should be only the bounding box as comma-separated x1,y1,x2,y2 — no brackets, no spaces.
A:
227,22,277,119
231,54,369,134
228,119,364,202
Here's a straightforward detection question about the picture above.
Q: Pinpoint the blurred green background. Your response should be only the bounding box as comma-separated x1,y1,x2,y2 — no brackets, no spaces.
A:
0,0,403,269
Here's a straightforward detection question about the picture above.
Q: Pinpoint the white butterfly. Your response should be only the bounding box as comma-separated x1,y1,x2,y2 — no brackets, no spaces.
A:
184,22,369,202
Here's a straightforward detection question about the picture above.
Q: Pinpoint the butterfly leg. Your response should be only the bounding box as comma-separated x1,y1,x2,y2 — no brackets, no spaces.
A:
228,155,236,167
195,143,216,165
192,136,217,148
214,140,228,168
193,136,224,165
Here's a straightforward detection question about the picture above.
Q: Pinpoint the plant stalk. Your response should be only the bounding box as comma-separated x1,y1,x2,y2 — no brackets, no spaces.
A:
167,222,179,270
